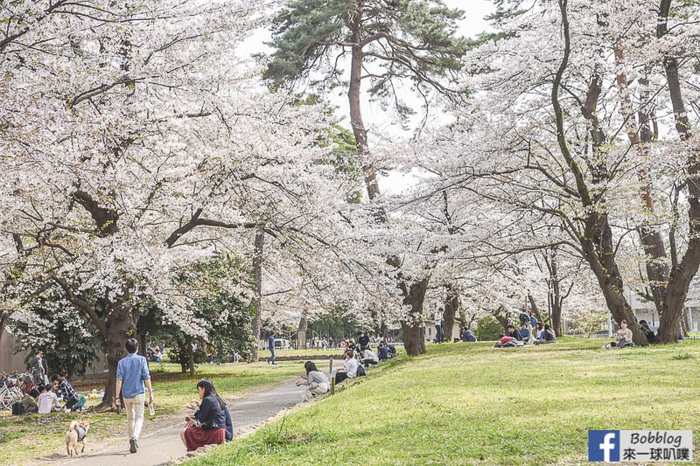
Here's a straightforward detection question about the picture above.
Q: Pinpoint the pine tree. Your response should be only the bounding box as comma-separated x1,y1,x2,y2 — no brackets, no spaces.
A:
263,0,470,355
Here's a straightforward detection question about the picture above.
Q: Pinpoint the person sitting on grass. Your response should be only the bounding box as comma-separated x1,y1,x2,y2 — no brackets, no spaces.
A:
494,334,522,348
297,361,330,401
52,375,85,411
639,320,657,344
605,320,635,349
518,323,531,342
361,348,379,366
19,391,38,414
461,328,477,342
335,350,359,384
21,375,40,398
378,341,390,361
181,380,227,452
386,341,397,358
37,384,58,414
535,324,556,344
535,323,544,340
506,325,521,340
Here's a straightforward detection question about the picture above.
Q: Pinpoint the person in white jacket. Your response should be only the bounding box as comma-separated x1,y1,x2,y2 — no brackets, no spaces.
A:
334,350,359,384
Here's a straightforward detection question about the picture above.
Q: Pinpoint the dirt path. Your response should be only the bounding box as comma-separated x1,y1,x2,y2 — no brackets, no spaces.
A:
32,378,305,466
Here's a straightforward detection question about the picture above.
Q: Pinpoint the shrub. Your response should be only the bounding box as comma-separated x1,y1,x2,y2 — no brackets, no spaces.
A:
476,316,503,341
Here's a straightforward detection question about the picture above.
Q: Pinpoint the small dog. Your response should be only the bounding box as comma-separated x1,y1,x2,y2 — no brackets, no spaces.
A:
65,420,90,457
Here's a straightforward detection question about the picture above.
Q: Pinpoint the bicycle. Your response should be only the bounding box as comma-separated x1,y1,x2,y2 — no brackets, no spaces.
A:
0,373,26,410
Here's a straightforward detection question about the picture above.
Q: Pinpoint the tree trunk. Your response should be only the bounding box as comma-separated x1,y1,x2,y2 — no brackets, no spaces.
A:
251,226,265,361
443,288,459,342
681,309,690,337
613,46,670,316
492,305,511,331
658,244,700,342
527,293,545,324
401,322,425,356
0,311,7,340
379,320,388,339
138,332,147,358
188,344,196,377
348,1,430,346
401,279,429,356
548,250,563,336
655,1,700,342
99,304,135,409
297,313,308,350
348,4,378,202
581,230,647,345
571,67,645,344
551,299,563,338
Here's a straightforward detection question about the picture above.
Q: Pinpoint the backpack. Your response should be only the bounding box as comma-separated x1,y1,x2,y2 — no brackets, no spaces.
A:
12,401,25,416
356,364,367,377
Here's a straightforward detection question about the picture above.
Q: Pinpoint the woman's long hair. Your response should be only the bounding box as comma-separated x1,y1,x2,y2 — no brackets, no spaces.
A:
304,361,318,374
197,379,226,411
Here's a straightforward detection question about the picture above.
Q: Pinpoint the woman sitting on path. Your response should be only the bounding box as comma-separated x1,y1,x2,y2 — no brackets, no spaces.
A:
181,380,227,451
297,361,330,401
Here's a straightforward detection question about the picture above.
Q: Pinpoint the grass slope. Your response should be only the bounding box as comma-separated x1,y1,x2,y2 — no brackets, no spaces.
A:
0,360,303,465
188,338,700,465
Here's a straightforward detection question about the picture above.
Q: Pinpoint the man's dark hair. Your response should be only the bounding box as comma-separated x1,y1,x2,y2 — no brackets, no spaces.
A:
125,338,139,354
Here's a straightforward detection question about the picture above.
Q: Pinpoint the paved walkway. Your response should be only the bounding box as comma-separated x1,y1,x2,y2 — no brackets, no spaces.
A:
34,378,305,466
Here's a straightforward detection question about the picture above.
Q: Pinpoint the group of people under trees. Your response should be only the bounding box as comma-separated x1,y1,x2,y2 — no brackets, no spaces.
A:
604,319,659,349
295,332,397,401
11,351,86,415
495,311,557,348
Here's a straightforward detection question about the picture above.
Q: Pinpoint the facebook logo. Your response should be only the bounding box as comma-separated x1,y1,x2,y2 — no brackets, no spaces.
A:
589,430,621,462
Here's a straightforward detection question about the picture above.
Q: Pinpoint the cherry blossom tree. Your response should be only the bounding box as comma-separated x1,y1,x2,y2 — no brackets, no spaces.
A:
404,0,699,344
1,0,360,405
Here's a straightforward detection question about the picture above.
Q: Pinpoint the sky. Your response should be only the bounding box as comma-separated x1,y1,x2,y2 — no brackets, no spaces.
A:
377,0,494,194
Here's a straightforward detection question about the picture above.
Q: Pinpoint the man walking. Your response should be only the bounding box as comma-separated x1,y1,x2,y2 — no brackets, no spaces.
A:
267,333,276,365
115,338,153,454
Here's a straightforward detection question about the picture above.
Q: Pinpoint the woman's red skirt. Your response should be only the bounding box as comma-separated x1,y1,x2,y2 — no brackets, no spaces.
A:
184,425,226,451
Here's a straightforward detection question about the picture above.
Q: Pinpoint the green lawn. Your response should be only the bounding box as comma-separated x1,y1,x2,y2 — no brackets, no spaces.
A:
0,360,304,465
188,338,700,465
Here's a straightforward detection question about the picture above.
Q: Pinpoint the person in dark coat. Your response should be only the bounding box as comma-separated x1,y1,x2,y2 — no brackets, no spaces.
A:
358,332,370,351
224,404,233,442
267,333,276,365
639,320,657,344
461,328,477,342
181,380,227,451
